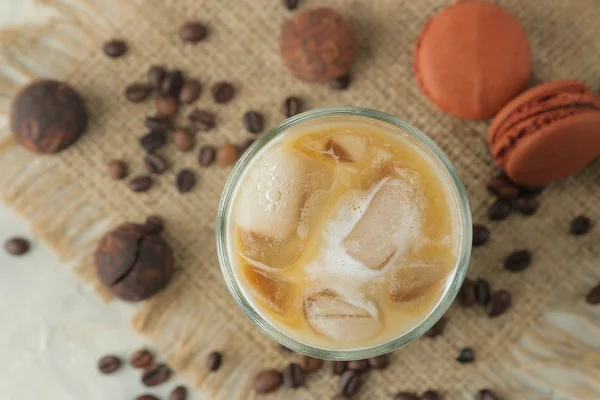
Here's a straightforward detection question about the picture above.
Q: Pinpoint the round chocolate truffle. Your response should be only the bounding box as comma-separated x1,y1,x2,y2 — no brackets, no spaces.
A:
280,7,356,83
95,223,174,302
10,80,88,154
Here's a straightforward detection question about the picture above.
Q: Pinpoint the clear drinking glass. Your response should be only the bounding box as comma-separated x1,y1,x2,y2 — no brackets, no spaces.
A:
216,107,472,360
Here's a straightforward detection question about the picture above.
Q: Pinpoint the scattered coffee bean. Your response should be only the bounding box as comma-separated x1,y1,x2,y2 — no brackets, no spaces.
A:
136,395,159,400
570,215,592,236
144,153,169,175
207,351,222,371
332,361,348,375
283,362,305,389
211,81,235,103
475,389,499,400
126,84,152,103
156,96,178,117
332,395,351,400
4,237,30,256
161,70,184,98
238,138,256,155
148,66,167,91
283,0,300,10
514,195,539,216
394,393,419,400
98,355,121,374
459,278,477,307
145,215,164,235
176,169,196,193
300,355,323,372
142,363,171,387
348,359,370,373
475,278,491,306
173,129,194,152
487,177,518,200
486,290,512,318
198,145,216,167
216,144,239,167
488,200,512,221
586,282,600,305
243,111,265,134
129,349,154,369
103,40,127,58
330,74,352,90
472,224,490,247
519,185,545,196
339,370,362,397
140,132,167,152
504,250,532,272
179,22,208,43
368,353,390,369
189,109,216,132
179,79,201,104
169,386,188,400
425,316,446,338
107,159,128,180
145,116,173,133
456,347,475,364
283,96,303,118
128,176,154,193
254,369,282,394
421,390,442,400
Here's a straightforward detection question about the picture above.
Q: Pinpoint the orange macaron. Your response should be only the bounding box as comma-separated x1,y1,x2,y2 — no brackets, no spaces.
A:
413,0,532,120
488,80,600,186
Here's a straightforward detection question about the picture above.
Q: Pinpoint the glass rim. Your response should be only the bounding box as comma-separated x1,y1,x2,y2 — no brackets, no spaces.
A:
216,107,472,360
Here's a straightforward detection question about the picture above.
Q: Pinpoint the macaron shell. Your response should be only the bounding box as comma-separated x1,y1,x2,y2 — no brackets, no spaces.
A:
504,111,600,185
414,0,532,120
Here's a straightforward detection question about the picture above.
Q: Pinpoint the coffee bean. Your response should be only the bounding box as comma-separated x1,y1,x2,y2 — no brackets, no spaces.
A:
300,355,323,372
330,74,351,90
332,395,351,400
339,370,362,397
128,176,153,193
140,132,167,152
514,195,539,216
173,129,194,152
394,393,419,400
98,355,121,374
198,145,216,167
189,109,216,132
283,0,300,10
148,66,167,91
283,362,305,389
170,386,188,400
211,81,235,103
129,349,154,369
103,40,127,58
142,364,171,387
238,138,255,155
4,237,30,256
486,290,512,318
475,278,491,306
570,215,592,236
216,144,239,167
504,250,532,272
283,96,303,118
156,96,178,117
476,389,499,400
254,369,282,394
487,177,518,200
107,159,128,180
425,316,446,338
332,361,348,375
243,111,265,134
472,224,490,247
518,185,545,196
179,22,208,43
179,80,201,104
207,351,222,371
488,200,511,221
368,353,390,369
161,70,184,98
145,116,173,133
347,359,370,373
456,347,475,364
136,395,159,400
459,278,477,307
586,282,600,305
176,169,196,193
421,390,442,400
145,215,164,235
126,84,152,103
144,153,168,175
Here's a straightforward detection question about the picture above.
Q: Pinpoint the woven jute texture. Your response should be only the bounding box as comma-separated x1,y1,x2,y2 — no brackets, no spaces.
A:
1,0,600,398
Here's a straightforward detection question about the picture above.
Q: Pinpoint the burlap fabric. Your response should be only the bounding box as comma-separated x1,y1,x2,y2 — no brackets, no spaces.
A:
1,0,599,398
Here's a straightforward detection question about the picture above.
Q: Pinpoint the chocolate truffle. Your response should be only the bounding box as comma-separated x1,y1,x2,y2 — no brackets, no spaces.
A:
10,80,88,154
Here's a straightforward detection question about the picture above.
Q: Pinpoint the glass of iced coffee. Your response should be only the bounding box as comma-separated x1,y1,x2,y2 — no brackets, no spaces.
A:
217,107,471,360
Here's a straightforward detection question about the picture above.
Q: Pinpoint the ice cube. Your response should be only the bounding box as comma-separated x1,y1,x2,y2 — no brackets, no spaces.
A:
244,266,298,316
343,179,422,270
304,289,382,342
325,134,370,163
387,261,450,302
239,231,305,270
